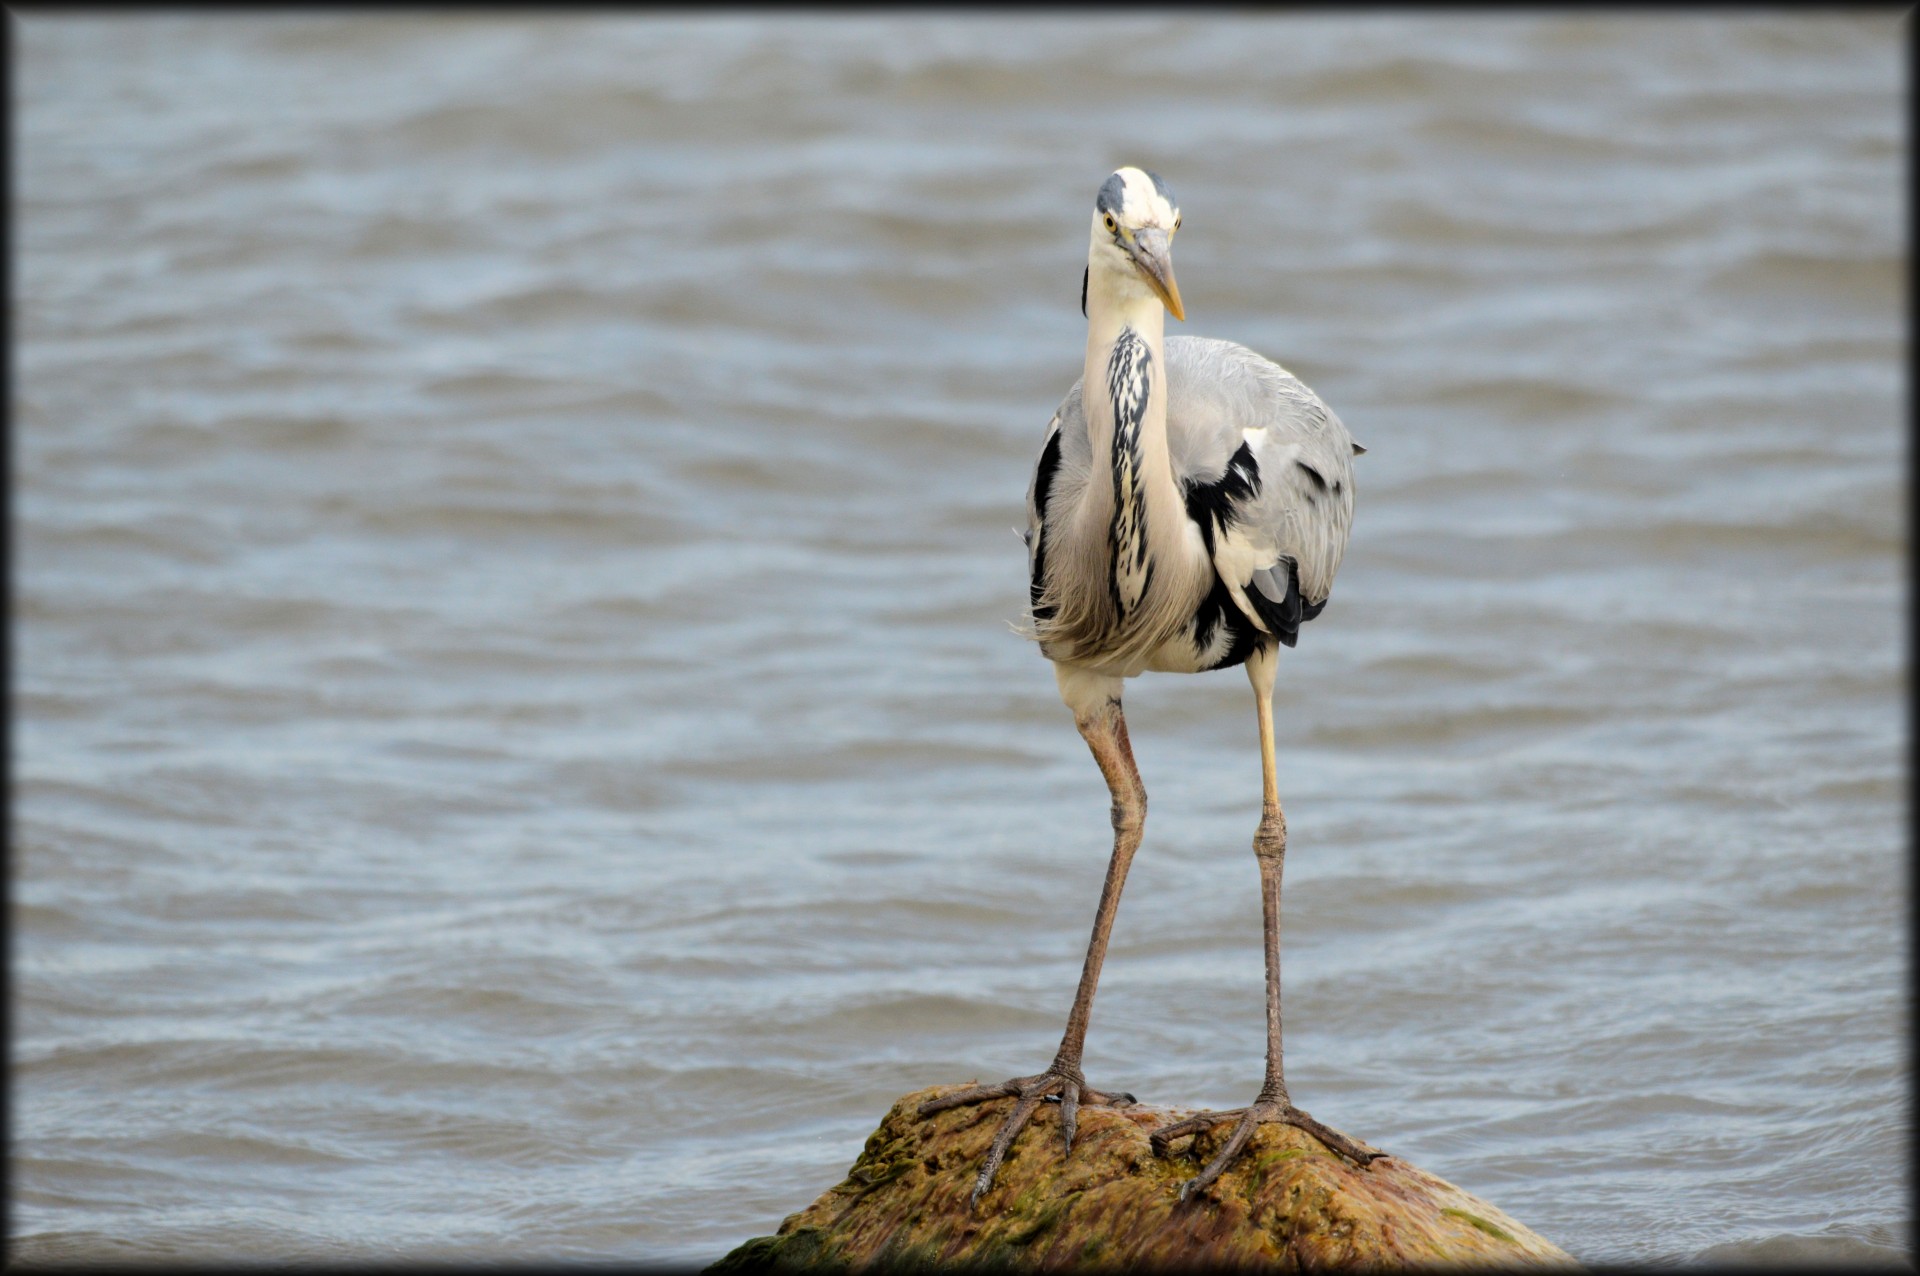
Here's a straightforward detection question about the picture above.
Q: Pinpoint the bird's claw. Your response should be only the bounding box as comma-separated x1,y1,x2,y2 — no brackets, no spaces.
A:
1043,1087,1134,1105
1150,1099,1384,1201
919,1071,1136,1206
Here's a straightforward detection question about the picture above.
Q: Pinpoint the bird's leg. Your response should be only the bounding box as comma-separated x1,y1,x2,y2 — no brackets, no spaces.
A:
1149,644,1385,1200
920,671,1145,1205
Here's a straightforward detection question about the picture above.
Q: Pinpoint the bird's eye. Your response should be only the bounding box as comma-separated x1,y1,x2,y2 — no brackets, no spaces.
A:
1173,214,1182,233
1102,213,1117,233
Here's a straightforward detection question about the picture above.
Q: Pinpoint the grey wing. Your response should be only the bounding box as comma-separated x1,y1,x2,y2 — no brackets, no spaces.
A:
1164,336,1359,646
1024,380,1092,621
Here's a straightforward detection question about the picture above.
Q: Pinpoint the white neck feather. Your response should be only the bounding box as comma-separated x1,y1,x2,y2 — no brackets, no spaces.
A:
1033,260,1205,673
1082,264,1169,467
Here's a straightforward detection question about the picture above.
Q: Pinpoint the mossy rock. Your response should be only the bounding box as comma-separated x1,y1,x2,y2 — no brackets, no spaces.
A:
708,1085,1578,1271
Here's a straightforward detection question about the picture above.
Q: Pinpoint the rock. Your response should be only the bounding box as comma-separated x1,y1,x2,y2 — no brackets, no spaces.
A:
709,1083,1577,1271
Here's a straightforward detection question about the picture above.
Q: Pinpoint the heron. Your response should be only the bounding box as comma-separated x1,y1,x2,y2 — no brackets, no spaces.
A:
920,167,1382,1203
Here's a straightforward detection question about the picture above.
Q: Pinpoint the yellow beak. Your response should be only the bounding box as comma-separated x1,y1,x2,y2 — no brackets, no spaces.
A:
1130,228,1185,321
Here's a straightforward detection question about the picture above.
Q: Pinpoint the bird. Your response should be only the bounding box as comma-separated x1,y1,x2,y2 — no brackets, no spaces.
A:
919,166,1383,1204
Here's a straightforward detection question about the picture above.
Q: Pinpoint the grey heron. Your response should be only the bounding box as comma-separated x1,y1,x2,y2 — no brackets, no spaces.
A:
921,167,1383,1203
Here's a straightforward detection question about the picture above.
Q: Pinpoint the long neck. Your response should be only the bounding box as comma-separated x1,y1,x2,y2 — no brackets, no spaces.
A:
1083,281,1177,619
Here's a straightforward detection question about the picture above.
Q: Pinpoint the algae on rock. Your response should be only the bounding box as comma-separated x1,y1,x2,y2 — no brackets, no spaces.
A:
710,1083,1577,1270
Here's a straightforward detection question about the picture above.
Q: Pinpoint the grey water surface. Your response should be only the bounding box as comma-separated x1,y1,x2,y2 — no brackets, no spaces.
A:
12,13,1908,1267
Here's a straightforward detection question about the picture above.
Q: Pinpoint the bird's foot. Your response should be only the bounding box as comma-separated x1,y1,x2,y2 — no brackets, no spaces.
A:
1150,1098,1385,1201
918,1069,1137,1206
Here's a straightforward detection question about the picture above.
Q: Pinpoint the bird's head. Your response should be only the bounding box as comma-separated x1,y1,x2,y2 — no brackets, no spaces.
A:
1086,166,1184,322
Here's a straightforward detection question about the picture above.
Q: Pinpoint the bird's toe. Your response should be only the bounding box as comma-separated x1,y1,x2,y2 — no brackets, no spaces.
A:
928,1067,1139,1204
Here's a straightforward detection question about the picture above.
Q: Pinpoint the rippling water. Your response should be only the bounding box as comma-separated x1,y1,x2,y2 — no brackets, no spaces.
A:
13,13,1907,1267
